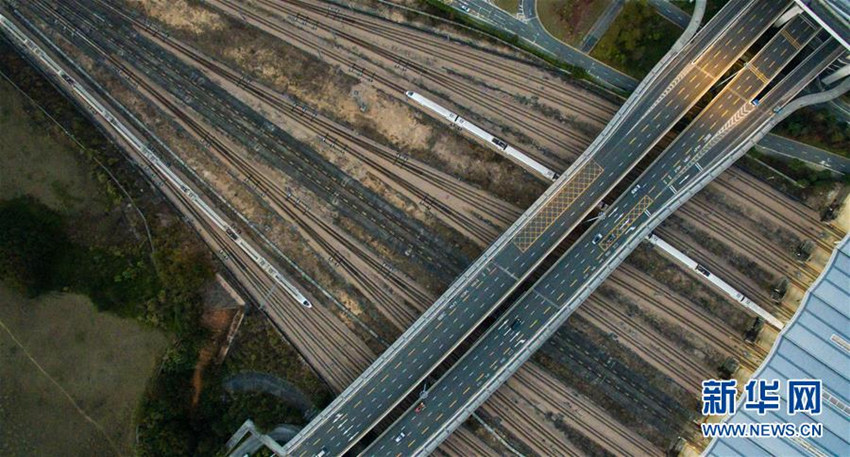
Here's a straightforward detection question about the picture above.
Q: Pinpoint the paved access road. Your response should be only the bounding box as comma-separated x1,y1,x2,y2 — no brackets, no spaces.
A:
757,133,850,174
456,0,639,90
579,0,624,52
282,1,794,455
649,0,691,28
460,0,833,172
366,17,844,457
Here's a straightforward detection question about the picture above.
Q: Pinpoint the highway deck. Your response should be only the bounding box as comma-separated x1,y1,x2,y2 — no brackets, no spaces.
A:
283,1,796,455
366,21,845,457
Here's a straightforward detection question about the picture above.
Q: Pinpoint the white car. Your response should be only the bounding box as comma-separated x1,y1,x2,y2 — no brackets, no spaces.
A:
459,4,470,12
394,429,407,443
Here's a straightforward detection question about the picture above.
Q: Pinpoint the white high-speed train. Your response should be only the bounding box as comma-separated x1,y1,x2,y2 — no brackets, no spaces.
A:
0,14,312,308
405,91,560,181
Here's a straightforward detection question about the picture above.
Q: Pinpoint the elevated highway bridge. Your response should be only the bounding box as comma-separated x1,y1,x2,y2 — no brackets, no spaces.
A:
366,19,846,457
282,1,803,455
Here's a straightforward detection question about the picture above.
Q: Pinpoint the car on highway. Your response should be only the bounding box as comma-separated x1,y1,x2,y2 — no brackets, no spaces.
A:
415,401,426,413
592,233,603,245
459,3,470,12
394,428,407,443
510,318,522,332
631,184,642,195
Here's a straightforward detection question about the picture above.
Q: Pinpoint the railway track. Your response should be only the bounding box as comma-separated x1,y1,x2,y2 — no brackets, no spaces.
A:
656,224,776,305
720,168,846,246
19,2,845,455
483,389,582,457
117,13,517,244
439,428,501,457
541,326,694,431
66,68,377,390
679,199,821,283
205,0,599,166
580,294,708,391
296,0,614,125
22,5,677,454
96,2,471,274
31,0,440,329
613,265,765,372
512,365,659,457
273,0,612,130
261,0,592,161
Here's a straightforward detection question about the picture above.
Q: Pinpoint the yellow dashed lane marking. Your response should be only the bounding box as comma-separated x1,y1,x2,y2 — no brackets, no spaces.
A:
598,196,653,251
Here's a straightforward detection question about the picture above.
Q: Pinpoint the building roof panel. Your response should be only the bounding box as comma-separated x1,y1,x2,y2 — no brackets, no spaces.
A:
704,235,850,457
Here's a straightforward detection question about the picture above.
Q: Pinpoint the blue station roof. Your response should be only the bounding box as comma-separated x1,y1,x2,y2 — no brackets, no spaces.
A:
704,234,850,457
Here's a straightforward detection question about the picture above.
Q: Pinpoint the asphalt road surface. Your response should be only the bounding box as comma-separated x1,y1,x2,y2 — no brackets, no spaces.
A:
649,0,692,28
283,1,794,455
579,0,624,52
458,0,833,170
457,0,639,90
757,133,850,174
366,18,842,457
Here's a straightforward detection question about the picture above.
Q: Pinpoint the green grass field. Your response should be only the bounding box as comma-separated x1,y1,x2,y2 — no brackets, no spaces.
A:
0,73,170,456
493,0,520,14
537,0,611,46
0,80,109,215
0,285,168,456
590,0,680,78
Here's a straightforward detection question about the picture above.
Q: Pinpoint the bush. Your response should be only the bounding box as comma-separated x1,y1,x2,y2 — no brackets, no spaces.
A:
590,0,680,78
0,196,68,295
775,107,850,159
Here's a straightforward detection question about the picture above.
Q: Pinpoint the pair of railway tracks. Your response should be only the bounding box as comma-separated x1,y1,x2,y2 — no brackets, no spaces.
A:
29,0,464,327
207,0,607,167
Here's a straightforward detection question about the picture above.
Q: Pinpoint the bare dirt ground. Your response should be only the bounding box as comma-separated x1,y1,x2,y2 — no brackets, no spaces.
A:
191,305,238,407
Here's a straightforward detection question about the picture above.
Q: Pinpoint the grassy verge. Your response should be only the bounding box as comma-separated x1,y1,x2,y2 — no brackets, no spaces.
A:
493,0,520,14
590,0,680,78
189,313,334,456
537,0,610,46
745,150,850,189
